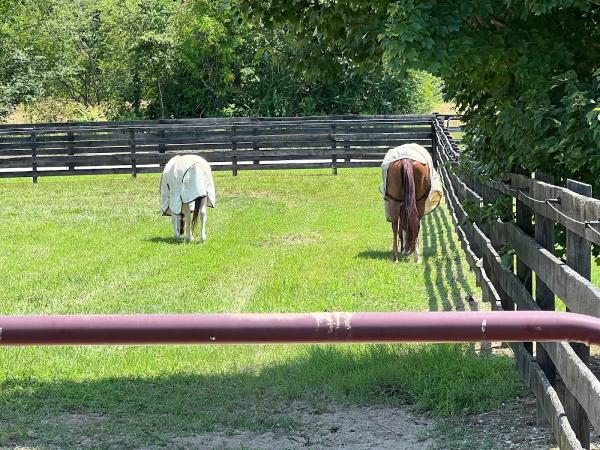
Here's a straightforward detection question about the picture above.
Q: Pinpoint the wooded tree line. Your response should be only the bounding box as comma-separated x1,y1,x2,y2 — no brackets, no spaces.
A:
238,0,600,195
0,0,441,122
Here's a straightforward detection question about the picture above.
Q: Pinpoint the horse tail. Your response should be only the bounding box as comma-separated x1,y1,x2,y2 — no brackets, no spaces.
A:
400,159,419,253
191,197,201,232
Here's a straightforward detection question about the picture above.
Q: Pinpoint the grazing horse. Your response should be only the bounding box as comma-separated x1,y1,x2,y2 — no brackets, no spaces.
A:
381,144,442,263
160,155,216,242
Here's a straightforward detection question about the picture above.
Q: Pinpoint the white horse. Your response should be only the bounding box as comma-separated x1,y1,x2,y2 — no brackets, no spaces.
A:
160,155,216,242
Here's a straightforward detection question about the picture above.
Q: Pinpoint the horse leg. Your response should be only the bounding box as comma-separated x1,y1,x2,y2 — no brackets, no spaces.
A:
414,201,426,264
200,197,207,242
171,214,180,240
389,200,400,262
391,222,399,262
183,203,193,242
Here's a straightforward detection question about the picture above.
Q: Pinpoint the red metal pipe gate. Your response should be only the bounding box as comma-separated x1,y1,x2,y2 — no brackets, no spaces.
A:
1,311,600,346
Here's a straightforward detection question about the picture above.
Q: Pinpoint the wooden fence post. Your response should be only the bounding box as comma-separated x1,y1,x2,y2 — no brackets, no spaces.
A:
158,129,166,169
129,128,137,178
480,173,514,312
534,171,556,428
564,178,592,449
431,115,438,169
331,123,337,175
344,124,350,164
31,131,38,183
231,124,238,176
515,167,534,355
67,129,75,172
252,126,260,166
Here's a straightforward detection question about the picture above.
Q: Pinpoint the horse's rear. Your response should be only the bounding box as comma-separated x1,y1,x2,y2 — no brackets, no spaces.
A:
160,155,216,242
385,159,430,263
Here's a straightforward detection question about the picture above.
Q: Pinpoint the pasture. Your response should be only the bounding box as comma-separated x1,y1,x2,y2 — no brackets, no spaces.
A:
0,169,524,448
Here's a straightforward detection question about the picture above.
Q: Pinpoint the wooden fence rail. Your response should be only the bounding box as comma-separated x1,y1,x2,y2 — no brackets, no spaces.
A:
0,115,433,181
434,117,600,449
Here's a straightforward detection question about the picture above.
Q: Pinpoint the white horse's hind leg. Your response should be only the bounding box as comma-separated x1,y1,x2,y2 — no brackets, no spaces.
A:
171,214,180,240
182,203,193,242
200,197,207,242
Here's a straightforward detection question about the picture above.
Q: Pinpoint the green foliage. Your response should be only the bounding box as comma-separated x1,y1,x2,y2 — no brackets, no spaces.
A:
238,0,600,192
0,0,441,121
19,98,111,123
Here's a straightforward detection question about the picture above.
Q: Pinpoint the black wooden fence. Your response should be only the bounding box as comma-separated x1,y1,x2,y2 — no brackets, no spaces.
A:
0,115,433,181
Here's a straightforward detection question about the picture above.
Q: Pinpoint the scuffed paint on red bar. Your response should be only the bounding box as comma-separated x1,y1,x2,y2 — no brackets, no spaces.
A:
0,311,599,346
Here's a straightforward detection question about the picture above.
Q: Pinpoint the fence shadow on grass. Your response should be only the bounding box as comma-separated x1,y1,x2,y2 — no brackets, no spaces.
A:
355,203,477,313
420,205,475,312
0,344,518,449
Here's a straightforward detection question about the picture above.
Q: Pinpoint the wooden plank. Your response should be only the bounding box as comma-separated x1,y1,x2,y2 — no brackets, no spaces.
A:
337,161,382,169
485,173,600,245
218,162,333,171
533,171,556,415
511,342,583,450
0,117,434,136
565,179,593,449
31,132,37,183
0,157,36,168
515,167,534,354
492,221,600,317
0,141,430,156
543,341,600,435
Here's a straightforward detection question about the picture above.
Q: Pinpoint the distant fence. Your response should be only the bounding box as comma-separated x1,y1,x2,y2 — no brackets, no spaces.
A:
434,118,600,450
0,115,433,181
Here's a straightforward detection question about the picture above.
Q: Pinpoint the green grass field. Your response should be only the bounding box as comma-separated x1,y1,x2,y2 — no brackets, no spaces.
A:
0,169,523,448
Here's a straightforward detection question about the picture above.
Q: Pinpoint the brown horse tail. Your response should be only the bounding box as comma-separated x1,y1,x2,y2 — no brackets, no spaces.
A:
191,197,201,232
400,159,419,253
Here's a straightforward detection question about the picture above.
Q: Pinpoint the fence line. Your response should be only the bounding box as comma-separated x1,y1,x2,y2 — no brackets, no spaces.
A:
434,117,600,449
0,115,433,181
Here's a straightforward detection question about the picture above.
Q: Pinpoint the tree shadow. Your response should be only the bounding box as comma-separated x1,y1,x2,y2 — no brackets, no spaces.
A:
0,344,517,450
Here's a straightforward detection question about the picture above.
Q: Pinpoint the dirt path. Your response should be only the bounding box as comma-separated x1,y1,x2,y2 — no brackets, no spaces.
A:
163,397,598,450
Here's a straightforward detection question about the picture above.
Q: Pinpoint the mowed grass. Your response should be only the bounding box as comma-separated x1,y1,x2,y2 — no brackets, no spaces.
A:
0,169,523,448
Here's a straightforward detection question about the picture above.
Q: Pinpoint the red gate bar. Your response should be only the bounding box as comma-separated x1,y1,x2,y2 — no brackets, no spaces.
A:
1,311,600,346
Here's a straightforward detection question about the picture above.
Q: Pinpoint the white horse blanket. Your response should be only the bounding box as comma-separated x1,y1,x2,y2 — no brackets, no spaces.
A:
160,155,216,216
380,143,443,221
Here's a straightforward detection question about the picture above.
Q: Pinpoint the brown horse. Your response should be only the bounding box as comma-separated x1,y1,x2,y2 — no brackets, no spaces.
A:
385,159,431,263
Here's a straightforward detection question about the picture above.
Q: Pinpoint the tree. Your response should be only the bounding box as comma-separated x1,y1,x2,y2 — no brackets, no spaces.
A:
0,0,442,122
237,0,600,192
